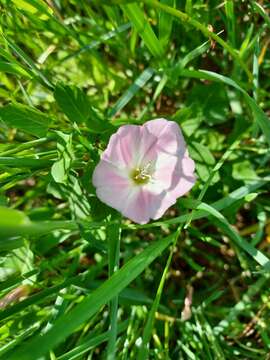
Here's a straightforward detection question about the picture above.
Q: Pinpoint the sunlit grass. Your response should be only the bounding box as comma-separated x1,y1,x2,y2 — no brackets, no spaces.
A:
0,1,270,359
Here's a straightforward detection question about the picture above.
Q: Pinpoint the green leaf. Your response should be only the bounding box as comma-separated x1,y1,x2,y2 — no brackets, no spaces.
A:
0,103,51,137
8,233,175,360
189,141,220,183
54,83,92,124
0,207,30,228
225,0,236,47
0,218,77,238
107,221,121,359
2,36,53,89
232,160,258,181
0,157,52,169
251,2,270,30
54,83,112,133
178,69,270,146
51,131,74,184
0,245,34,282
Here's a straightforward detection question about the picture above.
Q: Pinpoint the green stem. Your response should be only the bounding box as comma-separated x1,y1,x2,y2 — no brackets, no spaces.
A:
138,227,181,359
142,0,252,81
107,220,121,360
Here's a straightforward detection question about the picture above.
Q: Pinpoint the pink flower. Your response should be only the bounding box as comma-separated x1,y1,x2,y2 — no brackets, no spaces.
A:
92,118,196,224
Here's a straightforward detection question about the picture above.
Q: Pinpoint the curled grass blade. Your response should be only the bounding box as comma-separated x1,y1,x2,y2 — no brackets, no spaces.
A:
251,2,270,30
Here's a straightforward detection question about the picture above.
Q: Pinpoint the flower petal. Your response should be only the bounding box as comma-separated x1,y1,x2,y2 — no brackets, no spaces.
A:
92,159,130,188
151,155,196,220
102,125,141,168
122,187,165,224
144,118,186,157
153,152,178,189
96,184,137,215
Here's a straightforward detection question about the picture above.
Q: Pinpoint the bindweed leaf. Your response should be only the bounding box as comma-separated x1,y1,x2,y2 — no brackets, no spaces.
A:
189,141,220,183
51,131,74,184
0,207,30,228
54,83,113,133
54,83,92,124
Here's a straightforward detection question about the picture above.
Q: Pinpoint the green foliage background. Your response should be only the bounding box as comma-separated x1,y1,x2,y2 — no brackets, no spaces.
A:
0,0,270,359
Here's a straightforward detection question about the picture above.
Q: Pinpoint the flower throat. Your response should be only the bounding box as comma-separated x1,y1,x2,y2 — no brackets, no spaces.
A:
130,163,153,185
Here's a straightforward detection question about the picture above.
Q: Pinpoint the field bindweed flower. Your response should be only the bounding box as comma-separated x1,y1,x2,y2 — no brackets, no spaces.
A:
92,118,196,224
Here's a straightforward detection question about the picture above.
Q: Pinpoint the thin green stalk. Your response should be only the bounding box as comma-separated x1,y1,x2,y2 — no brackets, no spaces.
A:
138,226,181,359
107,220,121,360
184,136,242,229
142,0,252,81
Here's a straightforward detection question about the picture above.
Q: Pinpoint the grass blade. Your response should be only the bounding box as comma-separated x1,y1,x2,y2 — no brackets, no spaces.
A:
108,67,154,117
177,69,270,146
142,0,252,80
0,103,51,138
107,221,121,360
8,233,175,360
225,0,236,47
198,202,270,270
120,3,164,58
159,0,175,48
